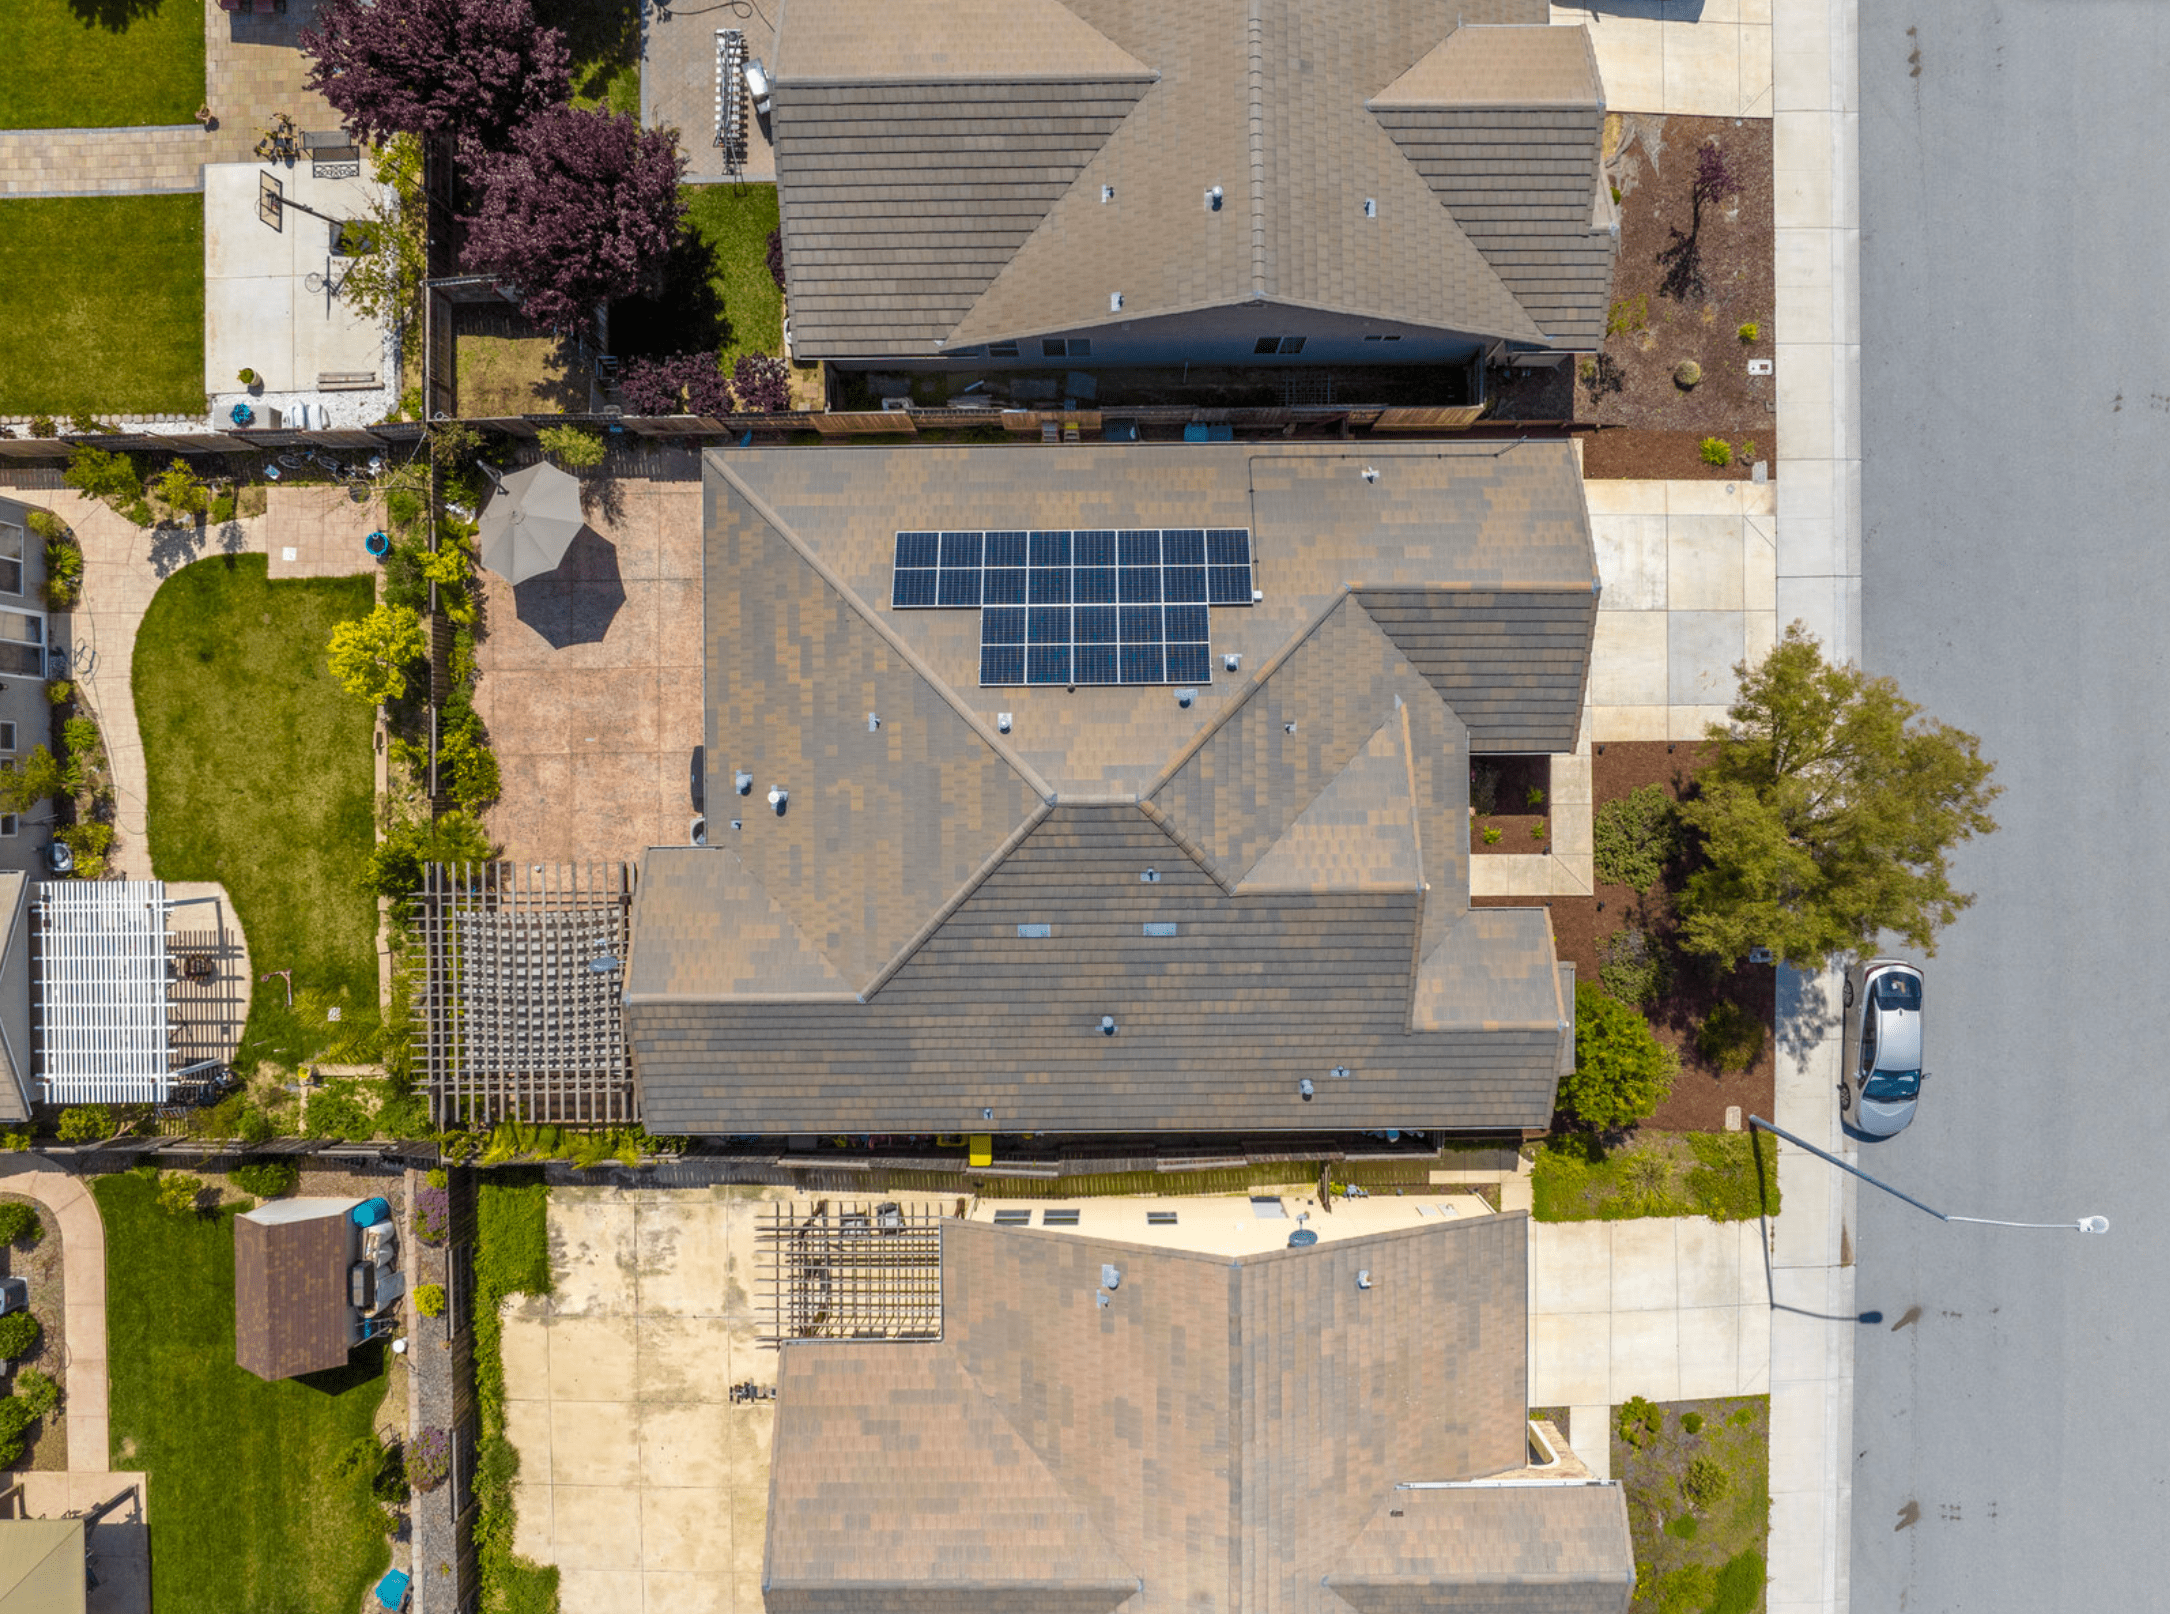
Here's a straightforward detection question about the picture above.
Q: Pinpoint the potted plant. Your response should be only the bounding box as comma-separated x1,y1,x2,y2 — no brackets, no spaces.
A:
195,103,215,128
237,368,261,393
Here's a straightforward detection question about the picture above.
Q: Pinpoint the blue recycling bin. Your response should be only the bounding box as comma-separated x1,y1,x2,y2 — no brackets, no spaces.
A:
365,530,391,558
229,403,255,428
351,1197,391,1227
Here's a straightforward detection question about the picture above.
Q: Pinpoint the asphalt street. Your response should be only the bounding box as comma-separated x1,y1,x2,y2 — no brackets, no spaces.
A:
1855,1,2170,1609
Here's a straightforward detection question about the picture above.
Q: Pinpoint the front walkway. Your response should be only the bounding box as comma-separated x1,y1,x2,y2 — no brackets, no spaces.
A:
0,1,343,197
1553,0,1774,119
0,1158,109,1471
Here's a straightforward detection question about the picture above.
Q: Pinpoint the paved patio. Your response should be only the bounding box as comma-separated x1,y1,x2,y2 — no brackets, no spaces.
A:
644,4,778,184
472,476,705,868
1552,0,1774,119
500,1185,789,1614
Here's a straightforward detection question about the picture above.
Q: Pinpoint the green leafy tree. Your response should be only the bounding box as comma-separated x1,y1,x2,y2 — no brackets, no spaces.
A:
537,424,607,470
0,1203,40,1246
1677,623,2001,967
61,445,141,506
149,459,210,519
1560,982,1676,1132
360,809,498,900
54,1106,111,1143
14,1367,58,1420
328,603,427,706
340,134,429,333
156,1170,202,1217
230,1159,299,1198
0,747,64,815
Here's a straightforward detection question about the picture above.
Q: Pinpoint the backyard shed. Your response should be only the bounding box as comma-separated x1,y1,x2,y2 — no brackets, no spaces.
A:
233,1197,368,1381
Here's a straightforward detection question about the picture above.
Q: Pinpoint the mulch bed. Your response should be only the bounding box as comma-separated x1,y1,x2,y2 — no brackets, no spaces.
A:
1576,114,1777,477
0,1192,67,1471
1475,740,1775,1132
1469,754,1554,854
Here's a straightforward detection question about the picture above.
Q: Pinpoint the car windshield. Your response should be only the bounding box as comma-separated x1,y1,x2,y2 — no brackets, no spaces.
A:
1872,973,1921,1010
1864,1070,1921,1101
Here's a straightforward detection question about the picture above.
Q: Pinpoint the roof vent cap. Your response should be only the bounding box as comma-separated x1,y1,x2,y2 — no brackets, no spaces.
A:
1224,652,1240,672
767,786,788,814
1330,1065,1351,1079
997,712,1013,733
1100,1015,1118,1036
1299,1078,1315,1101
735,770,753,795
1175,687,1196,708
1101,1264,1121,1290
1206,184,1224,212
1357,1269,1373,1290
1110,291,1125,312
1283,721,1297,736
1361,465,1380,484
866,712,881,732
1102,184,1115,203
1363,197,1377,218
1140,867,1160,884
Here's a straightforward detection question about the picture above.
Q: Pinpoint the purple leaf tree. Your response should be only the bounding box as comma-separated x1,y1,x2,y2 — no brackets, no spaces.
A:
299,0,571,148
732,352,791,413
617,352,733,415
460,107,687,334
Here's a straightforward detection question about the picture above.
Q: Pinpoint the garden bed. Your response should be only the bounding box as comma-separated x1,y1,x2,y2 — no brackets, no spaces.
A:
1575,114,1777,479
1614,1395,1771,1614
0,196,205,417
94,1169,393,1614
0,1193,65,1469
1468,754,1553,854
1476,740,1775,1131
133,555,382,1076
1531,1130,1776,1223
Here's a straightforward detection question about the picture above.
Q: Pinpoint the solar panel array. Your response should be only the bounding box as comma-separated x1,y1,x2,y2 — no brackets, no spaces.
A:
891,528,1254,686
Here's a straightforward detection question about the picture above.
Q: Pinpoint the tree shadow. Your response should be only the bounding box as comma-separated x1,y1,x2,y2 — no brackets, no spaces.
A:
147,520,208,578
609,230,732,360
65,0,168,31
509,528,623,649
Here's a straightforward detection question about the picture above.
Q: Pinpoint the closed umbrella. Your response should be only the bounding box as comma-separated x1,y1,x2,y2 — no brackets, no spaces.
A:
478,461,585,583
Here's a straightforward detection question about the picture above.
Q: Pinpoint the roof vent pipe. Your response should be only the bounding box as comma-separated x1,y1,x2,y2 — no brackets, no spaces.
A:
1357,1270,1373,1290
867,712,881,732
1299,1078,1315,1101
768,786,788,814
1102,1264,1121,1290
1100,1015,1118,1036
1206,185,1224,212
735,770,753,795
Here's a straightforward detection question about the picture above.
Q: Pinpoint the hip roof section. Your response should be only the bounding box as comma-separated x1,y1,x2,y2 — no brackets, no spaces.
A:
770,0,1613,357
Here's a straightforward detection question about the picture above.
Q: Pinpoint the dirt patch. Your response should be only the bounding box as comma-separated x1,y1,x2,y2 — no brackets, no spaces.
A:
0,1192,67,1470
1476,740,1774,1132
1576,114,1776,476
1469,755,1553,852
455,306,594,416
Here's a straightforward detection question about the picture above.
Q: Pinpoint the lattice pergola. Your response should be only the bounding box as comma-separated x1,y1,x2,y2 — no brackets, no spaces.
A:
36,880,214,1105
758,1200,946,1345
409,862,636,1127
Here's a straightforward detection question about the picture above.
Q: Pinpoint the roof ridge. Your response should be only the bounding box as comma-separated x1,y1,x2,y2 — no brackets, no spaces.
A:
1246,0,1267,300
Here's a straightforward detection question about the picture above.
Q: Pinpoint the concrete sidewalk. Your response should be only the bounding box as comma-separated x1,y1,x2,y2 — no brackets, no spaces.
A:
1553,0,1774,119
0,1158,110,1471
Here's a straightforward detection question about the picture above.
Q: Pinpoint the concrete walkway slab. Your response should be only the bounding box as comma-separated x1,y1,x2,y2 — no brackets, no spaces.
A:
1553,1,1773,118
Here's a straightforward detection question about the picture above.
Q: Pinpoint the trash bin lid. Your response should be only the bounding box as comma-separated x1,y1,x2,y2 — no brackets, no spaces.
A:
1286,1229,1318,1248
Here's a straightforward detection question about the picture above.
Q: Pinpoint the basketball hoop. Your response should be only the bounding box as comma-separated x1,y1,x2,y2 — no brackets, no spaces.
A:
257,170,283,230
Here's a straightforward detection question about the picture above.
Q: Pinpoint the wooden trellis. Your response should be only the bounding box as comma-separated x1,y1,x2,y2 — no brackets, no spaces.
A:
757,1200,946,1346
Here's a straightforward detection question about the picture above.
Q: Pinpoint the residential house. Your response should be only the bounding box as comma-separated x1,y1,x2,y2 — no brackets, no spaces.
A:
233,1198,401,1381
623,440,1597,1137
769,0,1617,374
763,1210,1633,1614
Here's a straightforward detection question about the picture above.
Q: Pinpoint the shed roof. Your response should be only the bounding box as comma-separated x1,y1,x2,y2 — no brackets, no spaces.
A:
234,1200,353,1381
764,1214,1633,1614
0,1518,85,1614
769,0,1614,357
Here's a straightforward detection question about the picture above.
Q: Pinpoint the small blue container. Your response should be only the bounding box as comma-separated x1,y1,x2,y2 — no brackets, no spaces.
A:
351,1197,391,1227
365,530,391,558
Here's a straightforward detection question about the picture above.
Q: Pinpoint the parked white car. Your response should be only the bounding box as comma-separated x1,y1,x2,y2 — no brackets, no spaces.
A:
1841,958,1928,1137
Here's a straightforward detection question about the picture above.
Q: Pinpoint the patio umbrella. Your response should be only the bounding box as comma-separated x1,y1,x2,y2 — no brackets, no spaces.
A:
478,461,585,583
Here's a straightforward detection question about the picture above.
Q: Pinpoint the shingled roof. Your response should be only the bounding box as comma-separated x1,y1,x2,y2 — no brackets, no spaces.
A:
770,0,1615,359
763,1213,1634,1614
623,442,1594,1136
234,1199,355,1381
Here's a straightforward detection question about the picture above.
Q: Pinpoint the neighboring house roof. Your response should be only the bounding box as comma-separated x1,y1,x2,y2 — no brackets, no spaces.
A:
233,1199,354,1381
770,0,1614,358
0,871,30,1124
626,443,1594,1136
763,1214,1634,1614
0,1518,85,1614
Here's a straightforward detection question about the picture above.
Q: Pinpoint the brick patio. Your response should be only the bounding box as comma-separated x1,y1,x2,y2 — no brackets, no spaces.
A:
472,475,705,868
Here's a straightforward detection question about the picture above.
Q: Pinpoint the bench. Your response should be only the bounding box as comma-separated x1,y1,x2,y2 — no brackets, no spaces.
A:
317,371,380,391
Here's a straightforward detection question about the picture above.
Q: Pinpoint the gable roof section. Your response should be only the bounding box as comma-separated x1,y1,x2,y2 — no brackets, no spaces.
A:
767,1214,1566,1614
1370,26,1614,348
1233,700,1423,895
234,1206,350,1380
628,845,851,1000
704,464,1049,994
773,0,1612,358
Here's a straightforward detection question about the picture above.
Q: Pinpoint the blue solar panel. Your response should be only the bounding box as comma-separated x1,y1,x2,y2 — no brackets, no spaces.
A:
896,528,1252,683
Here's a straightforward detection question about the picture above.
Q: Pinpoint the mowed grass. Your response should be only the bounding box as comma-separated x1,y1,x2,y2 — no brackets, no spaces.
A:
134,555,380,1073
0,0,205,129
0,196,204,416
95,1171,390,1614
680,182,783,360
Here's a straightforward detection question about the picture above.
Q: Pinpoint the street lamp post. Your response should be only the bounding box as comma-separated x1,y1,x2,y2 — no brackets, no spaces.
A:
1747,1115,2110,1235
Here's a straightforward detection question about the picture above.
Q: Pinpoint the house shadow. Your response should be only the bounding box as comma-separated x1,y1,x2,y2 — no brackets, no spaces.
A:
510,527,625,649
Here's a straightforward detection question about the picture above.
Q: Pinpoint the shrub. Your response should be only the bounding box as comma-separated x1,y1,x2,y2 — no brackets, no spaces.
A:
230,1159,299,1199
733,352,792,413
14,1366,58,1420
1673,360,1702,389
0,748,65,815
537,424,607,471
29,417,56,440
765,226,786,288
54,822,115,880
1529,820,1548,842
1683,1451,1731,1510
1665,1513,1699,1540
45,681,71,706
1481,825,1503,845
1707,1551,1765,1614
1469,761,1499,816
427,1168,448,1189
1561,982,1676,1131
124,499,154,528
1737,321,1760,343
440,707,501,813
55,1106,111,1143
0,1310,39,1361
1681,1411,1705,1434
406,1425,452,1492
1616,1394,1662,1450
151,460,210,519
414,1184,450,1244
156,1170,202,1217
1526,786,1546,809
0,1398,33,1466
210,488,238,525
415,1283,447,1317
1593,784,1680,892
43,534,84,609
1699,436,1733,467
1695,999,1766,1073
361,810,498,901
62,445,141,506
1597,926,1670,1005
1606,294,1648,337
0,1203,41,1246
239,1105,277,1146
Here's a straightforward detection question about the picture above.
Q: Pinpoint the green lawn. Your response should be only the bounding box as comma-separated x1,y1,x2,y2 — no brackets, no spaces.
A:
0,196,204,416
95,1171,390,1614
134,555,380,1073
613,183,782,366
537,0,640,115
1614,1396,1770,1614
0,0,205,130
1532,1131,1778,1223
471,1170,559,1614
